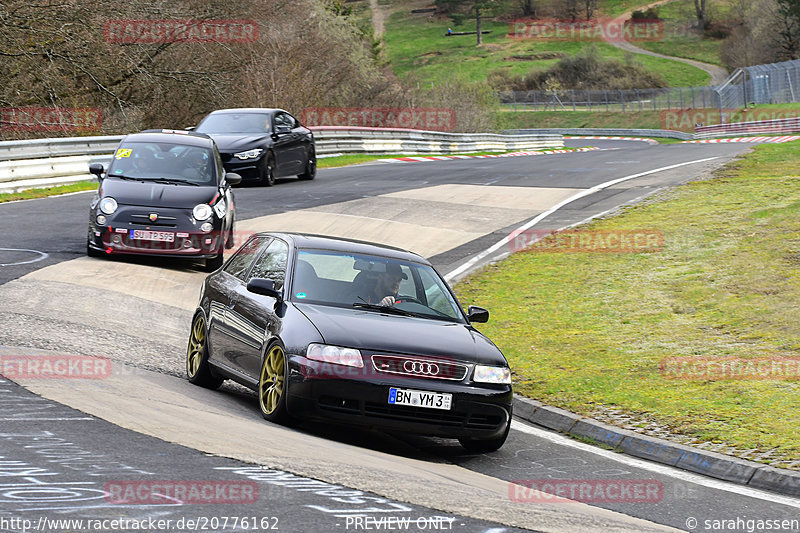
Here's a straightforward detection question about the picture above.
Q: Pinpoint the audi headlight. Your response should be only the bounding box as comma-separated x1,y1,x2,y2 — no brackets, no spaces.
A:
233,148,263,160
193,203,213,221
98,197,118,215
473,365,511,384
307,343,363,368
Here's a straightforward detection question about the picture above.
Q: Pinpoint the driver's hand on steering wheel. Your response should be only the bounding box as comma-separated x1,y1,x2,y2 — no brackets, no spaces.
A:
379,295,396,307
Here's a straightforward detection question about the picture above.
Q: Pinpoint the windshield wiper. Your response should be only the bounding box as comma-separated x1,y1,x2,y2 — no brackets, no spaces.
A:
352,302,416,317
110,174,145,182
152,178,200,186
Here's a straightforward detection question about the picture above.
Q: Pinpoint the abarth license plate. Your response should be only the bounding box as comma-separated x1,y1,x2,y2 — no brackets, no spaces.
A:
388,387,452,410
130,230,174,242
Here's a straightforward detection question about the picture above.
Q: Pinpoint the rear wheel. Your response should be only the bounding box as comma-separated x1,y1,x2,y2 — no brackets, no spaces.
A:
186,314,223,389
259,154,276,187
298,146,316,180
258,343,290,423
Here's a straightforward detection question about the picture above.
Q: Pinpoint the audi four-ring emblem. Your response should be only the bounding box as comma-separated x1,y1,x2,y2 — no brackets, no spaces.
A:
403,360,440,375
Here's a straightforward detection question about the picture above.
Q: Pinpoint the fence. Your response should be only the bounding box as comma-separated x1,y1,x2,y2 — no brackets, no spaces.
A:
500,59,800,112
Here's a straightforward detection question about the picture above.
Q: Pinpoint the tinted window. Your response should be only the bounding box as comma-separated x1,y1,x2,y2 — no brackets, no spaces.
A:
224,236,270,281
196,113,271,134
291,250,464,322
248,239,289,290
107,142,215,185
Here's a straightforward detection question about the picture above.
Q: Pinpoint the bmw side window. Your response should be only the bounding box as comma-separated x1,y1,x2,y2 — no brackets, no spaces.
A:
224,237,266,281
248,239,289,290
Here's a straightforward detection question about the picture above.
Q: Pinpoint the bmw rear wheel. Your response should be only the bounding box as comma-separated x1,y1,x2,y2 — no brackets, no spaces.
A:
298,147,316,180
186,314,223,389
258,343,289,423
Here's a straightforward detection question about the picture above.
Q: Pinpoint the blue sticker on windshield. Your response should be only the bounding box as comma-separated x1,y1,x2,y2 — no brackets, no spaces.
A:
296,292,307,299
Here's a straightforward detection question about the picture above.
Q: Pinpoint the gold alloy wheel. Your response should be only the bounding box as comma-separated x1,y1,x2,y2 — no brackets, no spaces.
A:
259,345,285,415
187,315,205,378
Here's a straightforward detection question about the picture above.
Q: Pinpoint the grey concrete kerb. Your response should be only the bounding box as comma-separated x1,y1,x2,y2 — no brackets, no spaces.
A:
512,395,800,497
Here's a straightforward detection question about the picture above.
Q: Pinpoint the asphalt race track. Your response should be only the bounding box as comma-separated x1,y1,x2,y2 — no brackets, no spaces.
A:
2,139,800,532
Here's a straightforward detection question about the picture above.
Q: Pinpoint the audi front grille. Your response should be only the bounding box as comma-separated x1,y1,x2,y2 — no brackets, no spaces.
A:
371,355,468,381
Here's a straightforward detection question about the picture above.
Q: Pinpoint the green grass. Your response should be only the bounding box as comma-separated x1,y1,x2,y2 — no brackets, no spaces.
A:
495,102,800,131
382,5,710,87
635,0,727,66
0,180,97,203
455,140,800,464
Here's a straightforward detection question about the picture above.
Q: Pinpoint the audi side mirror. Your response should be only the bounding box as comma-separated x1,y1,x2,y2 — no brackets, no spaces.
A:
467,305,489,323
247,278,282,300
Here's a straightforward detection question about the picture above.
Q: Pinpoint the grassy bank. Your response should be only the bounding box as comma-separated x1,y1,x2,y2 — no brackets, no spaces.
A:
381,3,710,87
455,140,800,466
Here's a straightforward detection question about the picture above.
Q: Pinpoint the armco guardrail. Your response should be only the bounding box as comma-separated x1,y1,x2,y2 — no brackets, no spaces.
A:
504,127,694,140
311,126,563,154
695,116,800,138
0,128,564,193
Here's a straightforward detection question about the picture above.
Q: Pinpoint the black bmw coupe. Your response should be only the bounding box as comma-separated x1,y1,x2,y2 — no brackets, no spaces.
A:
193,108,316,186
187,233,513,452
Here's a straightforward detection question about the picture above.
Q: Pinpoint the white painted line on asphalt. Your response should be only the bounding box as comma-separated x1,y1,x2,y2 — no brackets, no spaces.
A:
511,420,800,509
444,157,719,281
0,417,94,421
0,248,49,267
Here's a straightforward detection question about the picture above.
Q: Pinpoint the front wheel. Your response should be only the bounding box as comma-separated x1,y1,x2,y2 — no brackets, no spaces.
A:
298,146,316,180
458,412,511,453
186,314,224,389
259,155,276,187
258,343,290,423
204,252,224,272
86,241,103,258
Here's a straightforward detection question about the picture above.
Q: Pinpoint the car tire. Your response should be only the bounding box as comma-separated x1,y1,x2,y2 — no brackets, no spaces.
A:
186,313,224,390
205,252,224,272
298,147,316,181
86,241,103,258
258,343,290,423
259,154,276,187
225,217,235,249
458,411,511,453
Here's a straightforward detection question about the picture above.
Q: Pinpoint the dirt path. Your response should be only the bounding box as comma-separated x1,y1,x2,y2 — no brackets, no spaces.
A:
605,0,729,85
369,0,385,40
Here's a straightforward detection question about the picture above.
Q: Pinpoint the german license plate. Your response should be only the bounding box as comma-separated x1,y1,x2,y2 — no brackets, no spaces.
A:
388,388,452,410
130,230,174,242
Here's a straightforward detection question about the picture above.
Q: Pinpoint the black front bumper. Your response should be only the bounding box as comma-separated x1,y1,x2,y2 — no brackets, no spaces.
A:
285,354,513,440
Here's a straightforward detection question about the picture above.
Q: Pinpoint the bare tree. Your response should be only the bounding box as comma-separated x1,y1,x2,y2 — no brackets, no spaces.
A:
694,0,708,30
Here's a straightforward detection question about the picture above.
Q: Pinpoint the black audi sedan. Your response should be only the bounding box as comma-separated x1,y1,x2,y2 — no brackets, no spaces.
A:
87,129,240,271
192,108,316,186
186,233,513,452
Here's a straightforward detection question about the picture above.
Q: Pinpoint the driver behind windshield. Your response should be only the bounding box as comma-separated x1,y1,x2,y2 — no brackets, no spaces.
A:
361,263,407,307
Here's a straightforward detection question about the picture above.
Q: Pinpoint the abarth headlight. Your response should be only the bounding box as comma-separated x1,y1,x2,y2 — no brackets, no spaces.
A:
193,203,213,221
98,197,118,215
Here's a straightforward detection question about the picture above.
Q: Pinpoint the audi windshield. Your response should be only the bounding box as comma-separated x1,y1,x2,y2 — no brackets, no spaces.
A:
290,249,466,322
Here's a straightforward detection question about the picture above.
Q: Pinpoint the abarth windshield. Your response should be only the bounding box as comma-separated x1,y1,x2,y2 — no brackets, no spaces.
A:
106,142,216,186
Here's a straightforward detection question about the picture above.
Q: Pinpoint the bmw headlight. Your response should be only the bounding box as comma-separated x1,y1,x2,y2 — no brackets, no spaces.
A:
98,197,118,215
307,343,363,368
233,148,263,160
473,365,511,384
193,203,213,221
